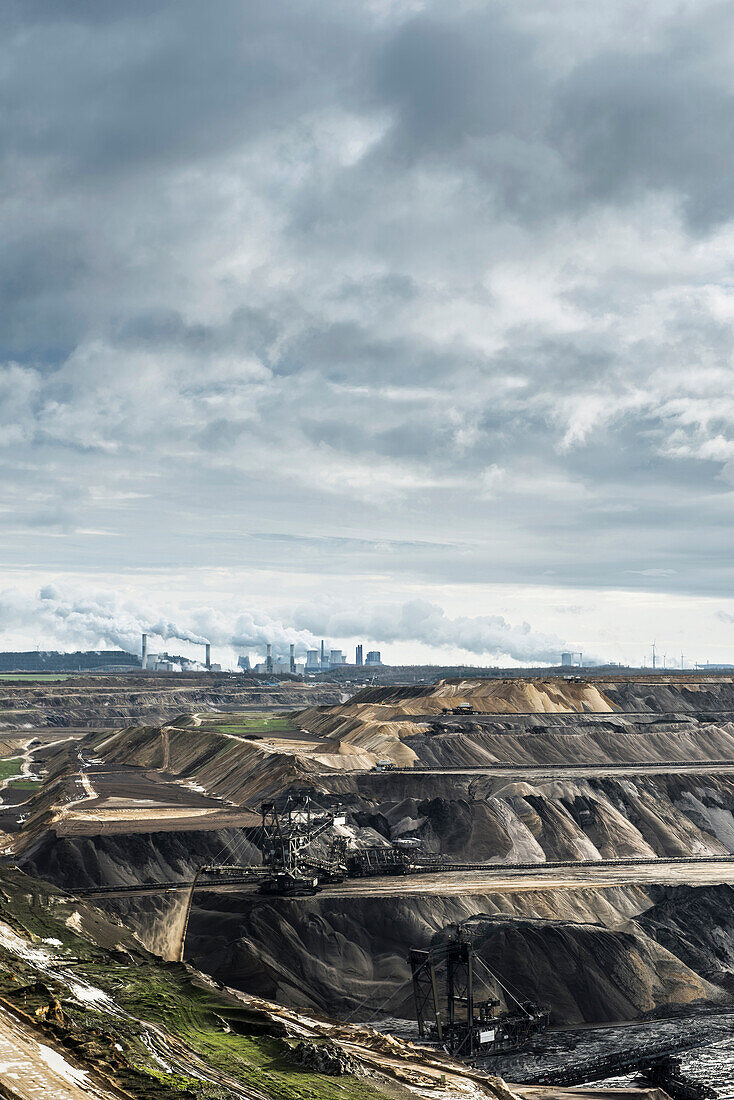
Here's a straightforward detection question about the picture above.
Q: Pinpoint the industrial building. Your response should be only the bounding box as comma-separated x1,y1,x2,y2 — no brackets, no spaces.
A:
253,656,305,675
0,650,141,673
303,641,348,673
141,634,210,673
0,634,386,677
301,641,384,673
248,642,303,675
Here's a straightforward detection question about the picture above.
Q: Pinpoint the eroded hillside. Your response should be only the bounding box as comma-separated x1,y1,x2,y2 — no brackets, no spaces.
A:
10,673,734,1096
0,866,524,1100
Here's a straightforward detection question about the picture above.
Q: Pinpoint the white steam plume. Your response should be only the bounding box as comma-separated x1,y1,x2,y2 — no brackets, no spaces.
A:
0,585,572,665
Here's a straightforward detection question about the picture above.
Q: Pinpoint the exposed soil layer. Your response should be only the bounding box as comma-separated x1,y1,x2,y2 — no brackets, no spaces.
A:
21,825,261,891
15,672,734,1093
134,884,724,1025
0,673,343,731
635,883,734,990
324,771,734,863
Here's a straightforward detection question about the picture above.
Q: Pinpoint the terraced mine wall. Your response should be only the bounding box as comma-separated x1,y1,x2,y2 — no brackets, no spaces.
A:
14,672,734,1088
0,673,343,731
21,825,262,893
324,770,734,862
28,742,734,875
401,716,734,767
166,884,727,1026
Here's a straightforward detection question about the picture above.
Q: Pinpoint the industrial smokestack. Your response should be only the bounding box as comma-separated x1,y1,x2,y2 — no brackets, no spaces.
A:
205,643,211,669
320,639,325,669
355,644,363,667
266,643,273,675
141,633,148,670
289,643,295,674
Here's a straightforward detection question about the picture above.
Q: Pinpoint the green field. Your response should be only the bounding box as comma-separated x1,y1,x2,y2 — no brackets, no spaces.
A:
207,712,298,735
0,673,70,681
9,778,42,791
216,718,297,734
0,757,41,792
0,757,22,782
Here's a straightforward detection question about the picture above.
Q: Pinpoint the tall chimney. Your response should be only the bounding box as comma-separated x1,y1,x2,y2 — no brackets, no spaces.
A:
289,643,295,674
320,639,325,669
141,633,148,670
205,643,211,669
266,643,273,674
355,644,363,667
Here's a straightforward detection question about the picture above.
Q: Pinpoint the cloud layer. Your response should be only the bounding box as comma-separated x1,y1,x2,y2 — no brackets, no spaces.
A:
2,1,734,659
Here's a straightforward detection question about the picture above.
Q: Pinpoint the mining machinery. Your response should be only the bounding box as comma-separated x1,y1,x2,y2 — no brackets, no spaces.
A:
409,921,549,1058
345,845,415,876
258,795,348,895
194,794,349,897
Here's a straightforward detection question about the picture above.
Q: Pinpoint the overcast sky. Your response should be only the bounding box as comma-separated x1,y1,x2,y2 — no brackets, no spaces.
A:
3,0,734,668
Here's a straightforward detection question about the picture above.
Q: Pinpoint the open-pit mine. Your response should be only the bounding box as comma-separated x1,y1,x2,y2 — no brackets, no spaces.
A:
3,671,734,1098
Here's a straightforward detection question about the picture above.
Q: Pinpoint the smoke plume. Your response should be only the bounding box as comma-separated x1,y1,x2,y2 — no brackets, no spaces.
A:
0,584,571,666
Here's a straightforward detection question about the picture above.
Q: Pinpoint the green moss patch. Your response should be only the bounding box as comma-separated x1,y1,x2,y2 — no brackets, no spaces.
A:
0,674,70,681
0,758,23,782
0,868,386,1100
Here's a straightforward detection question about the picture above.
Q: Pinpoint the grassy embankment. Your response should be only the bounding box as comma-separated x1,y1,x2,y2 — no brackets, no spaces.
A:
0,757,42,793
0,757,40,792
0,673,70,681
0,867,386,1100
207,713,298,736
0,757,23,782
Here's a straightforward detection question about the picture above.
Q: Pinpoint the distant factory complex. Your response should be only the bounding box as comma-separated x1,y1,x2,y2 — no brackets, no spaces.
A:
0,639,729,675
0,636,386,675
137,634,382,675
239,640,382,676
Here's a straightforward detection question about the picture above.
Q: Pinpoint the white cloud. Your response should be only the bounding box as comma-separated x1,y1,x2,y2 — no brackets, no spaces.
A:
2,1,734,658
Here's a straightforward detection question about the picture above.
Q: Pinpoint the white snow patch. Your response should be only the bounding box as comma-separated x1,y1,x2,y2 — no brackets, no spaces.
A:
43,938,63,947
141,1031,174,1072
67,981,117,1010
0,923,57,968
37,1042,89,1086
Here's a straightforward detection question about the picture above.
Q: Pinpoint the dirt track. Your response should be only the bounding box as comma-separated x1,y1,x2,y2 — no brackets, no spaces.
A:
324,857,734,897
79,856,734,899
361,760,734,778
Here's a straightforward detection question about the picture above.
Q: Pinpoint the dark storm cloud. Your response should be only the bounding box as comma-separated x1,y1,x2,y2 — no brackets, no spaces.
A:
0,1,363,182
553,47,734,231
372,10,539,160
361,3,734,233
